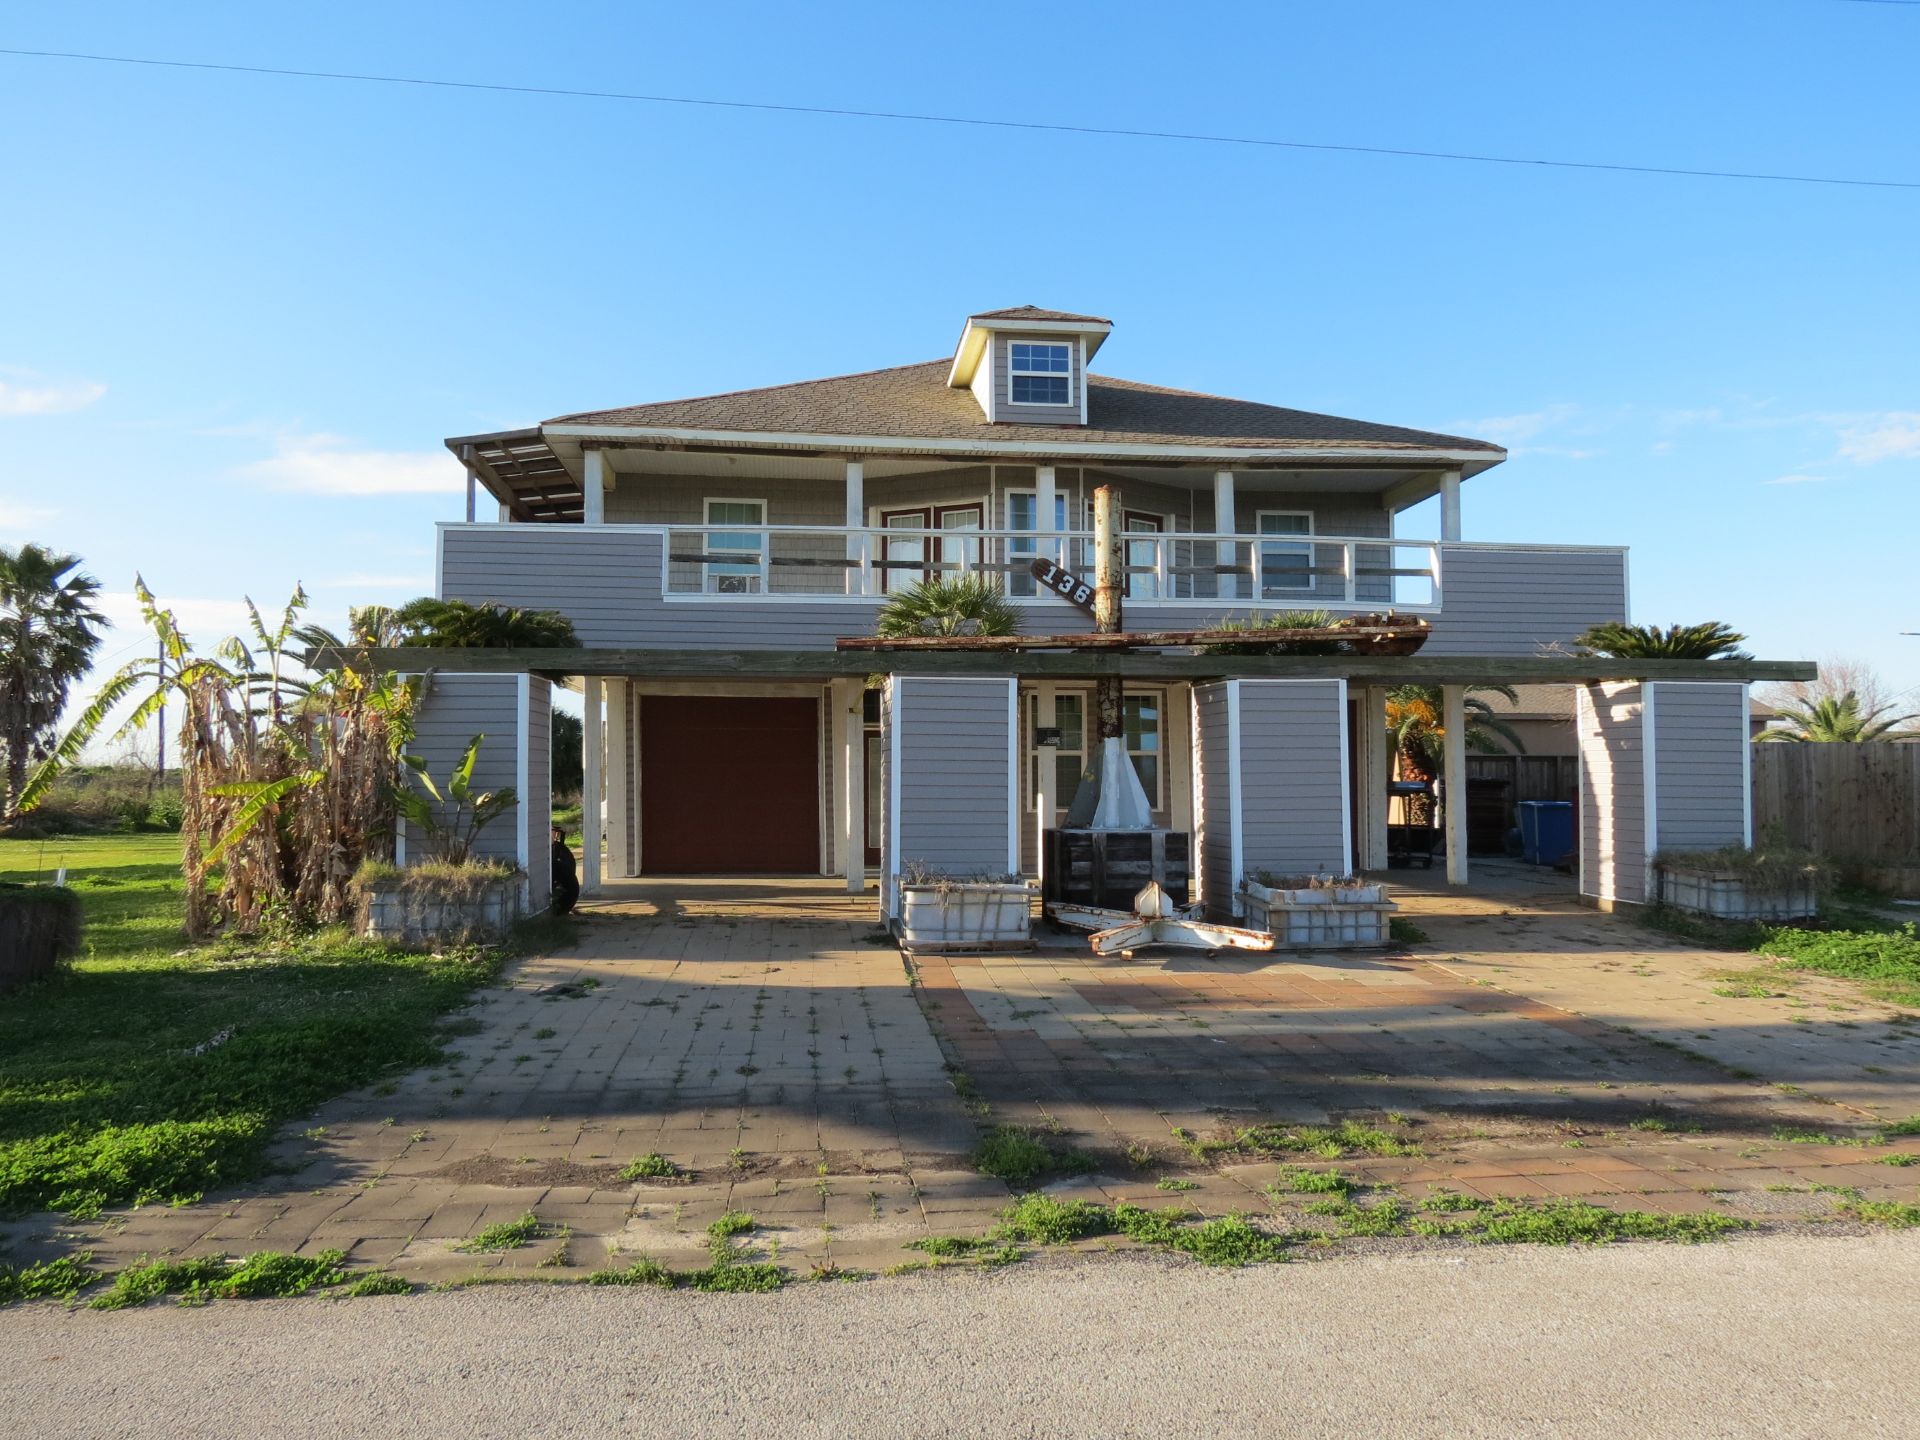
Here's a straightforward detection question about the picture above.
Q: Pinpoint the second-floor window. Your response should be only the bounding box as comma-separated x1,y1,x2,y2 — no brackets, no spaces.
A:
1009,342,1072,406
704,498,767,593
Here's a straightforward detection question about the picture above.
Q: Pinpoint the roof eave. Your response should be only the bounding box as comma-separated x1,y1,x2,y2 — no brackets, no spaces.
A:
539,421,1504,473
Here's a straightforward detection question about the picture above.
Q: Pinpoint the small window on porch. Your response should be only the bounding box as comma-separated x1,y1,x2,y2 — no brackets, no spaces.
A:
1009,342,1072,406
1257,510,1314,597
704,499,767,593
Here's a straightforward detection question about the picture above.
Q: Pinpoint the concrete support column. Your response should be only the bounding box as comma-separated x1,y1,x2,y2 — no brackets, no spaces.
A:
1358,684,1391,872
605,680,629,878
1439,468,1463,542
583,448,606,526
582,677,604,893
1442,683,1469,886
844,460,867,595
1213,470,1237,600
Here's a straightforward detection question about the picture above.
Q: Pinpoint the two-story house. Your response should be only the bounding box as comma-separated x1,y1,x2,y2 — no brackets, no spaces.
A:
390,306,1795,922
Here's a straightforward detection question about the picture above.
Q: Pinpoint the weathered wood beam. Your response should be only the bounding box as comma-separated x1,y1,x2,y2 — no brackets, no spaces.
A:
307,646,1817,685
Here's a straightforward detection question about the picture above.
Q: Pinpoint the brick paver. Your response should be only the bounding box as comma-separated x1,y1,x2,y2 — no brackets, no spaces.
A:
14,869,1919,1283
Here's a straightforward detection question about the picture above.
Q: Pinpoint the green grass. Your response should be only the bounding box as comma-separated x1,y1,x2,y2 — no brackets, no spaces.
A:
586,1255,677,1288
1841,1199,1920,1228
1270,1165,1360,1196
1758,922,1920,1006
84,1249,350,1309
0,833,569,1218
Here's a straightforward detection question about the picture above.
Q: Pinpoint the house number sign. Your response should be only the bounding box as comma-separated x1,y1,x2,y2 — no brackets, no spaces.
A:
1028,558,1096,614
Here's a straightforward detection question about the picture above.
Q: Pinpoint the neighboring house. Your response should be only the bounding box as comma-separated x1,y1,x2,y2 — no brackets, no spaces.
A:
396,305,1794,916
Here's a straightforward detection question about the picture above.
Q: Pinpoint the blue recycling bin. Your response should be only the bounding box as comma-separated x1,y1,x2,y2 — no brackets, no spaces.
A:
1516,800,1574,867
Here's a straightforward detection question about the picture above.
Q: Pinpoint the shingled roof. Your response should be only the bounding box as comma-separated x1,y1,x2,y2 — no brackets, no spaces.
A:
967,305,1112,324
545,361,1502,455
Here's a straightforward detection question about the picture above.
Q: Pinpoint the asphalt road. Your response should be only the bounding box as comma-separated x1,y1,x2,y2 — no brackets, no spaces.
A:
5,1233,1916,1439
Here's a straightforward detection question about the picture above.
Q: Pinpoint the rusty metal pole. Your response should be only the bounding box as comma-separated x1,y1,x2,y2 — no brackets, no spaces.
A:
1092,483,1125,741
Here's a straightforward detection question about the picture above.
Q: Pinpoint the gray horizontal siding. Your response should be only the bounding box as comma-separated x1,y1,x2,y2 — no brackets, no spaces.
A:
443,527,1628,657
402,673,527,875
1238,680,1349,882
891,677,1016,880
1652,682,1748,852
1193,683,1235,920
1424,546,1628,657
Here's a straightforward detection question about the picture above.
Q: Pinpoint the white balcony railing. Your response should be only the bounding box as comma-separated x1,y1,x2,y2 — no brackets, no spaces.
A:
658,526,1440,610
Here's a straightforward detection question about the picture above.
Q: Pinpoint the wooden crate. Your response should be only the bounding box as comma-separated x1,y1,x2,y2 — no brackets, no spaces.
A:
1042,829,1191,910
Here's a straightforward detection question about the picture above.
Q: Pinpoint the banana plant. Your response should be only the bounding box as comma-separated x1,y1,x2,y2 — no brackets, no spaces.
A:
391,733,518,864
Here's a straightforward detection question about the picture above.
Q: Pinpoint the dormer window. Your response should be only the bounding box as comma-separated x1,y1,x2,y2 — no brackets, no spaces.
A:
1009,342,1073,406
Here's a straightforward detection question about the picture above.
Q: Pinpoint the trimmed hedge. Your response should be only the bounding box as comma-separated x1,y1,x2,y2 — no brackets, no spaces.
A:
0,884,83,993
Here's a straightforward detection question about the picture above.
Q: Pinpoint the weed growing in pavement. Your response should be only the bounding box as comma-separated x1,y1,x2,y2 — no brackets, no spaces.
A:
1270,1166,1360,1196
0,1253,97,1305
972,1125,1094,1187
456,1212,546,1253
1162,1214,1291,1266
1156,1178,1199,1192
620,1153,684,1181
1841,1199,1920,1228
1880,1116,1920,1137
586,1255,676,1288
996,1194,1114,1244
1389,918,1430,945
88,1249,349,1309
342,1272,414,1297
1880,1153,1920,1167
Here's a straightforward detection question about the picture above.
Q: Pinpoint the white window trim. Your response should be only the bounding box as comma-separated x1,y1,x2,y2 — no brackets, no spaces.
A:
1007,341,1075,409
1255,508,1316,596
703,496,768,594
1030,685,1166,816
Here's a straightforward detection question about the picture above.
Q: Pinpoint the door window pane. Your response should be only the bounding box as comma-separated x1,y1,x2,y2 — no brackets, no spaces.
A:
1123,692,1163,809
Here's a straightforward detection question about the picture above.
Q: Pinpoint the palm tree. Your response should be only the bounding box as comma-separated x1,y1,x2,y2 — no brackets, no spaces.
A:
382,597,578,648
1573,621,1749,659
0,544,106,822
1387,684,1526,822
1759,691,1917,743
875,577,1017,638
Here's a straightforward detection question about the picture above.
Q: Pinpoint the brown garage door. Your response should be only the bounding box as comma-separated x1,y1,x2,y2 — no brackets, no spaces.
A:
640,696,820,874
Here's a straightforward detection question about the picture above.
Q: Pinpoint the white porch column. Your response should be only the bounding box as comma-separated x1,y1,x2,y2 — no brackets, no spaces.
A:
1439,468,1462,543
1213,470,1237,600
1035,465,1057,565
1442,683,1469,885
1358,684,1391,872
837,679,865,893
844,460,867,595
1033,683,1056,884
582,677,604,893
583,448,607,526
605,680,629,877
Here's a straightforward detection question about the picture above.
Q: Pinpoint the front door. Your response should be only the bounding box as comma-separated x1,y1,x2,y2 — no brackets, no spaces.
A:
1124,511,1163,600
879,504,983,589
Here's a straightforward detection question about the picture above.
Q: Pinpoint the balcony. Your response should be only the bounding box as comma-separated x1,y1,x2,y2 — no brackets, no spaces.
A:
657,525,1439,610
436,522,1629,658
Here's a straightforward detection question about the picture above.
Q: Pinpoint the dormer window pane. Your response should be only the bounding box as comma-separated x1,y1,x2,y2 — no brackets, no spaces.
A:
1009,342,1073,406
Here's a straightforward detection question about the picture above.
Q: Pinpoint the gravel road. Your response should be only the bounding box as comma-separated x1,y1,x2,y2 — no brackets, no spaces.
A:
5,1233,1916,1438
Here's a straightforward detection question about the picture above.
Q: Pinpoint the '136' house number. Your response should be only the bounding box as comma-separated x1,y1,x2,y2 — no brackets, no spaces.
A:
1028,558,1095,614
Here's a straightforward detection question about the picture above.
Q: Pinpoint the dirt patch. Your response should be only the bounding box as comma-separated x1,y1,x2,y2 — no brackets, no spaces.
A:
428,1156,629,1188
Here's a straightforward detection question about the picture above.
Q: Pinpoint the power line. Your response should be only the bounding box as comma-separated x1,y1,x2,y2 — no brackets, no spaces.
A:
2,45,1916,192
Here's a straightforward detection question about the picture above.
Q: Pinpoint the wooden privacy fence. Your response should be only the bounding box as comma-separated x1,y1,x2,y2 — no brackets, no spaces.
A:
1751,743,1920,863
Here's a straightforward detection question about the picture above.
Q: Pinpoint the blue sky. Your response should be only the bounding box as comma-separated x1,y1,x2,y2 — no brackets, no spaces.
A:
3,0,1917,729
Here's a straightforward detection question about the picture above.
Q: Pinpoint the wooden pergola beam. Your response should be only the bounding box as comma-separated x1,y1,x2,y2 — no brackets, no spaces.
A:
307,646,1816,685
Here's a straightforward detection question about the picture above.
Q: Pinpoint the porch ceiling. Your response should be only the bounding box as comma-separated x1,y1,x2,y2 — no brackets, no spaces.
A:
315,646,1815,686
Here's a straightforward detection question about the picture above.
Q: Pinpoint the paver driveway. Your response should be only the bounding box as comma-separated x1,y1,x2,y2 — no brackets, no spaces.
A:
16,868,1920,1282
